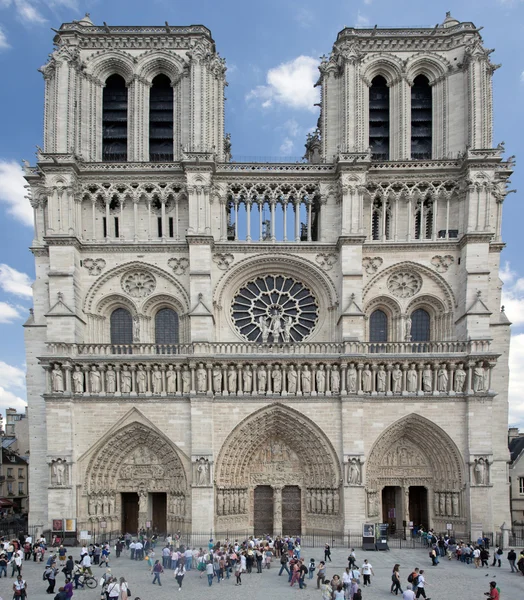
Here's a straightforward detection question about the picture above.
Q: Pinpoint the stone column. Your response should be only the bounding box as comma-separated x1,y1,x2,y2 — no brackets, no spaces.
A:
357,363,363,393
273,486,283,536
341,363,347,395
417,363,424,395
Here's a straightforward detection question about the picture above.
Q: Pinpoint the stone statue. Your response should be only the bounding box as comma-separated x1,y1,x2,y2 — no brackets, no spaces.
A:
259,316,270,344
376,365,386,392
109,494,115,515
151,365,162,394
133,315,140,343
243,366,252,393
240,490,247,513
331,365,340,393
90,365,101,393
217,490,224,515
407,364,418,392
405,316,412,341
121,365,132,393
422,365,432,392
136,365,147,394
52,364,64,393
473,363,485,392
53,459,66,485
182,367,191,393
231,489,238,513
270,313,282,342
362,364,372,393
272,366,282,393
333,490,340,513
258,366,267,392
213,367,222,393
224,490,230,514
227,366,237,393
88,495,96,515
287,366,297,393
454,364,466,392
283,316,293,343
106,366,116,393
445,493,452,516
367,492,376,517
316,365,326,393
138,491,147,512
72,365,84,394
434,492,440,516
452,492,459,516
439,492,445,515
196,458,209,486
437,366,448,392
392,364,402,393
166,365,176,394
474,458,487,485
301,365,311,393
348,458,361,485
347,363,357,393
196,364,207,393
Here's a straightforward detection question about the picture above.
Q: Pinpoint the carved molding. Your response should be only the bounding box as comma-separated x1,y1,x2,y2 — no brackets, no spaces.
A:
83,258,106,276
387,271,422,298
362,257,383,275
431,255,455,273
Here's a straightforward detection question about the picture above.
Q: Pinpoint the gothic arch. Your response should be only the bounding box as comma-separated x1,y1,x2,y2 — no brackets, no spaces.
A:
215,404,342,489
94,293,138,318
361,54,403,86
363,295,402,341
136,49,187,84
405,54,450,85
85,50,135,85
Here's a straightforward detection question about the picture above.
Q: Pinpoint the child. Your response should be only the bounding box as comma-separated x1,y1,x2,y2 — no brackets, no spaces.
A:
308,558,316,580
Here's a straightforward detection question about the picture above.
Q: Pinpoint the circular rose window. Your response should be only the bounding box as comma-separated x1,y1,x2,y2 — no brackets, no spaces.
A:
231,275,319,343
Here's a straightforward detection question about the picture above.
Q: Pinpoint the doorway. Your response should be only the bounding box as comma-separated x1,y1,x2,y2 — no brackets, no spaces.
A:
254,485,273,535
381,486,401,533
409,486,428,528
121,492,138,533
282,486,301,535
150,492,167,534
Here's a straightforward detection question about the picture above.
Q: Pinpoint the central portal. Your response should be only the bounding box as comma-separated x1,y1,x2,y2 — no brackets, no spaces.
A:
150,492,167,533
121,492,138,533
254,485,273,534
282,486,301,535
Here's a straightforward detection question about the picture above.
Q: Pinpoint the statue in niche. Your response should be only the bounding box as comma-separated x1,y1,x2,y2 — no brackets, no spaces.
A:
228,365,237,393
217,490,224,515
316,365,326,393
392,364,402,393
348,458,361,485
474,457,488,485
224,490,230,515
270,313,282,342
405,316,412,342
52,364,64,393
232,490,238,513
434,493,440,516
90,365,101,393
422,365,433,392
213,367,222,393
362,364,372,393
121,365,132,393
287,365,297,394
407,364,418,392
446,493,452,516
243,366,252,393
52,459,66,486
258,365,267,392
301,365,311,393
272,365,282,393
88,495,96,515
196,457,210,486
376,365,386,392
133,315,140,342
283,316,293,343
331,365,340,393
439,493,445,515
72,365,84,394
259,316,271,344
166,365,176,394
452,493,459,516
347,363,357,393
367,492,376,517
437,365,448,392
454,364,466,393
473,363,486,392
182,367,191,393
196,364,207,393
333,490,340,513
138,491,147,512
151,365,162,394
106,365,116,393
136,365,147,394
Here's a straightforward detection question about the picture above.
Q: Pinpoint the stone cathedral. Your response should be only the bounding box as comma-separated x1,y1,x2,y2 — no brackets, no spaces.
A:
24,13,513,539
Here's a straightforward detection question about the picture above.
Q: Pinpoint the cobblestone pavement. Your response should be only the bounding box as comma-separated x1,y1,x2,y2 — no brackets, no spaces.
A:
2,545,524,600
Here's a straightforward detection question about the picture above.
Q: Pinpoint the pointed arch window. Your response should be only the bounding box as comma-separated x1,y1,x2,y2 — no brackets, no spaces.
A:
155,308,179,345
411,308,430,342
371,198,392,241
411,75,432,160
370,309,388,342
103,75,128,162
149,74,174,162
369,75,390,160
110,308,133,345
414,198,434,239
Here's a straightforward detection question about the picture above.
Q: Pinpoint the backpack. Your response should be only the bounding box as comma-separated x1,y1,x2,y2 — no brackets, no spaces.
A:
43,571,49,580
407,573,414,583
497,548,503,556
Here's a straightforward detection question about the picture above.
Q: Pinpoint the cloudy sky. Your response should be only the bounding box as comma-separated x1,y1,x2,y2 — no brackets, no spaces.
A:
0,0,523,425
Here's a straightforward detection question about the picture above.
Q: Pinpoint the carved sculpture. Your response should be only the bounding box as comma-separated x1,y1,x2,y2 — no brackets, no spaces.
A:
272,365,282,393
437,366,448,392
136,365,147,394
331,365,340,393
106,366,116,393
376,365,386,392
407,364,418,392
404,316,412,342
348,458,361,485
196,457,210,486
90,365,101,393
213,367,222,393
455,364,466,392
243,366,252,393
301,365,311,393
473,363,485,392
121,365,132,393
228,365,237,393
258,366,267,392
474,457,488,485
287,366,297,394
422,365,433,392
387,272,422,298
316,365,326,393
182,367,190,393
196,364,207,393
52,364,64,393
121,271,156,298
362,364,372,393
347,364,357,392
392,364,402,393
72,365,84,394
151,365,162,394
52,459,66,486
166,365,176,394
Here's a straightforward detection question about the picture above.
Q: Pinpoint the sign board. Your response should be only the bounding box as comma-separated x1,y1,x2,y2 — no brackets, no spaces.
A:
446,523,452,531
409,521,414,530
146,521,151,528
100,521,107,529
65,519,76,533
377,523,389,539
362,523,375,538
52,519,63,532
80,531,90,540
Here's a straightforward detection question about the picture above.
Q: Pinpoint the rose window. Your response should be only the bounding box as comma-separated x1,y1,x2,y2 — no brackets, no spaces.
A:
231,275,319,343
387,272,422,298
121,271,157,298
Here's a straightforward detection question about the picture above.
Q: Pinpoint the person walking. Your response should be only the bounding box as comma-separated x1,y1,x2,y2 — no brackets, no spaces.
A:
234,560,242,586
206,561,214,586
279,552,290,577
415,569,429,599
118,577,129,600
508,548,517,573
402,584,416,600
44,564,58,594
9,551,23,578
0,552,7,578
361,559,374,586
317,561,327,589
107,577,120,600
151,560,163,586
13,574,27,600
324,543,332,562
174,563,186,590
309,558,316,580
63,578,73,600
391,563,402,595
492,546,503,567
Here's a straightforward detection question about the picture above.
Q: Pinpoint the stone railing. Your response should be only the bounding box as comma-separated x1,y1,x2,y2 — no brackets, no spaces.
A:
44,356,496,398
44,339,491,358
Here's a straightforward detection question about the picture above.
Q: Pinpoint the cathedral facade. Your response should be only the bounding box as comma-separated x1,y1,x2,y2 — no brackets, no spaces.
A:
25,14,513,538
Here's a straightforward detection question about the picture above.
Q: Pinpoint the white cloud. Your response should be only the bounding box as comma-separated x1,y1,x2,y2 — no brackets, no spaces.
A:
364,0,372,4
0,25,9,49
509,333,524,428
14,0,46,23
0,363,27,414
283,118,300,138
279,138,294,155
0,302,23,323
0,160,33,227
295,7,314,28
356,11,370,26
0,264,32,298
521,72,524,83
0,386,27,413
500,261,524,326
246,56,320,112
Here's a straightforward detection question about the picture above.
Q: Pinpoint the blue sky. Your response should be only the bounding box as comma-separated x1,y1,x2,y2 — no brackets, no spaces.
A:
0,0,524,425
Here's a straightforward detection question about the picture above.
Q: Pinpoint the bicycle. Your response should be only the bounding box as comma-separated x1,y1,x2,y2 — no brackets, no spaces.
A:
78,573,98,588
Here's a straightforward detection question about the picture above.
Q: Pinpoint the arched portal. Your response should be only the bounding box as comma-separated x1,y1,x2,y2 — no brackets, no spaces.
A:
366,414,465,533
215,405,342,535
83,421,189,534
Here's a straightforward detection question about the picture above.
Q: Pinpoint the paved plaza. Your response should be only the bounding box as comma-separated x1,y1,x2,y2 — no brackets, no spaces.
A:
1,545,524,600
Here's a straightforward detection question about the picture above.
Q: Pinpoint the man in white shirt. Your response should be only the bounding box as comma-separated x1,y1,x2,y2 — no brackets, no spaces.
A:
129,541,136,560
81,553,92,575
135,541,143,561
184,548,193,571
415,570,429,599
473,547,481,568
403,583,416,600
361,559,374,586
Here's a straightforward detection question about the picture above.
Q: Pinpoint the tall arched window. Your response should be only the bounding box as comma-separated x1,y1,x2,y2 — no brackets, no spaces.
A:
370,309,388,342
371,198,392,241
155,308,179,345
411,75,432,160
149,74,174,162
369,76,390,160
415,198,434,239
411,308,430,342
103,75,128,162
110,308,133,344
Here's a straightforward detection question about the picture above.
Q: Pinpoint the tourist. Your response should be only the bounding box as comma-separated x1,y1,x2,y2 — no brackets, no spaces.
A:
473,546,481,568
13,574,27,600
348,549,356,568
72,561,83,589
508,548,517,572
205,561,214,586
264,546,273,568
107,577,120,600
321,578,332,600
234,560,242,585
298,560,308,589
317,560,326,589
0,552,7,578
290,560,301,587
518,549,524,575
481,546,490,567
429,547,438,566
492,546,503,567
174,562,186,590
63,577,73,600
349,564,360,586
361,559,374,586
402,583,416,600
348,578,359,600
333,583,344,600
64,555,74,580
151,559,163,585
44,563,58,594
118,577,129,600
58,545,67,565
279,551,290,577
9,550,23,577
484,580,499,600
414,569,429,599
309,558,316,580
324,543,332,562
81,552,92,575
391,563,402,595
54,586,68,600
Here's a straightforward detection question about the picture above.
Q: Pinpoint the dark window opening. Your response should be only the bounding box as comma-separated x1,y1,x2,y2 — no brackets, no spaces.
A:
110,308,133,345
103,74,128,162
169,217,174,238
369,76,390,160
150,74,174,162
157,217,163,238
114,217,119,238
155,308,179,345
411,308,430,342
370,309,388,342
103,217,107,238
411,75,432,160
